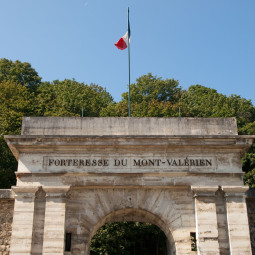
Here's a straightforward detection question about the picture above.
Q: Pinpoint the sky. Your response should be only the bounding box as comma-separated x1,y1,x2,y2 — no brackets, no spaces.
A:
0,0,254,104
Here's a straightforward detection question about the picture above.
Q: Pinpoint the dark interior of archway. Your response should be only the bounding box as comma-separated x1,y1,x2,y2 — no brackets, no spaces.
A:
90,222,167,255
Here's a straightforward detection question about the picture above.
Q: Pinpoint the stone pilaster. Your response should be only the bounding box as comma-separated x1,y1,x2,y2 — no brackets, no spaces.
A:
191,186,220,255
222,186,252,255
10,186,39,255
42,186,70,255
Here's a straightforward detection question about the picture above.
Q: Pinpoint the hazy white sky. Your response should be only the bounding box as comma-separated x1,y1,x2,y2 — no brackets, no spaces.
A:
1,0,254,103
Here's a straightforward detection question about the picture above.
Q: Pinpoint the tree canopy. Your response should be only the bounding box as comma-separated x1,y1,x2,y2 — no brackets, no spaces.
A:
36,79,113,117
90,222,167,255
0,58,41,92
180,85,255,128
0,80,35,188
122,73,181,104
100,73,181,117
0,80,36,135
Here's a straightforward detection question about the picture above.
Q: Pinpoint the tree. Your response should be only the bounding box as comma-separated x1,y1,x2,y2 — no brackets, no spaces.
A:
239,121,255,135
180,85,255,128
90,222,167,255
0,80,36,188
0,58,41,92
122,73,181,104
0,59,41,188
240,124,255,187
101,73,181,117
36,79,113,117
0,136,17,189
244,169,255,188
0,80,36,135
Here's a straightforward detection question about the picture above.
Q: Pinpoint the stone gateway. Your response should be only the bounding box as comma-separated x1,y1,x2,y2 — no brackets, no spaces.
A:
2,117,255,254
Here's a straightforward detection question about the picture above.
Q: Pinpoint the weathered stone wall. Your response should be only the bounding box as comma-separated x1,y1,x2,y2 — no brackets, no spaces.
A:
65,187,196,255
215,190,230,255
247,189,255,255
0,190,14,255
21,117,238,136
2,187,255,255
4,117,254,255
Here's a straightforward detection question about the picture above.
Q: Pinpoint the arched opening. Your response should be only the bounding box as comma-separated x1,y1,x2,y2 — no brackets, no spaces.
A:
90,221,167,255
86,208,176,255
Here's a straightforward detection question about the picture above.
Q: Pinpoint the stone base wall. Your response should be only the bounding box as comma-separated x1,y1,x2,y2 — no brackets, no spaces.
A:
0,190,14,255
247,189,255,255
1,188,255,254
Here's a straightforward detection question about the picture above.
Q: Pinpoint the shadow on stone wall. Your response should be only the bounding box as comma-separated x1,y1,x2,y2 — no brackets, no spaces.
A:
247,188,255,255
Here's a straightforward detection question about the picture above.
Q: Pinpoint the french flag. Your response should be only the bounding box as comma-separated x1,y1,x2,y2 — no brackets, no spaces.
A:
115,22,131,50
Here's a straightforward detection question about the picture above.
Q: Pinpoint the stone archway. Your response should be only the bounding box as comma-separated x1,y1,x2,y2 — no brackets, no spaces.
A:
87,208,175,255
5,117,253,255
65,187,194,255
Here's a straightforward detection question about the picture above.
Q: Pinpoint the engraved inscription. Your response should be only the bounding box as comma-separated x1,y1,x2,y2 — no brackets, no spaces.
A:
48,158,109,167
43,156,216,172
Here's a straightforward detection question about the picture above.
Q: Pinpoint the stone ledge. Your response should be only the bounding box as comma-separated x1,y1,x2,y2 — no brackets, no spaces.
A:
0,189,14,199
21,117,238,136
5,135,254,160
222,186,249,194
191,186,219,197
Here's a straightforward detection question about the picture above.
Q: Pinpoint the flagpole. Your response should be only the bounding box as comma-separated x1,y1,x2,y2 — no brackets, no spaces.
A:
127,7,131,117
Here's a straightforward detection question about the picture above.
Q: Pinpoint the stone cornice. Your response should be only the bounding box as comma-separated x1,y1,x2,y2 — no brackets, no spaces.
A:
222,186,249,197
43,186,70,198
0,189,14,199
4,135,254,160
15,171,245,177
12,186,40,198
191,186,219,197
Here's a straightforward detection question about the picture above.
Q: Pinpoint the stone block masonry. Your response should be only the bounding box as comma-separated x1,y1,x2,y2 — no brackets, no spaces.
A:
3,117,255,255
0,190,14,255
1,188,255,254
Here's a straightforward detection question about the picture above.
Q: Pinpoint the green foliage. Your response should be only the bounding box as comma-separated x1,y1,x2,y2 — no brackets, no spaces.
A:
101,100,180,118
0,59,41,188
0,136,17,188
90,222,167,255
240,123,255,187
239,121,255,135
180,85,221,117
121,73,181,104
36,80,113,117
242,144,255,173
0,81,36,135
244,169,255,188
0,58,41,92
100,102,129,117
180,85,255,128
190,233,197,251
101,73,181,117
0,81,36,188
